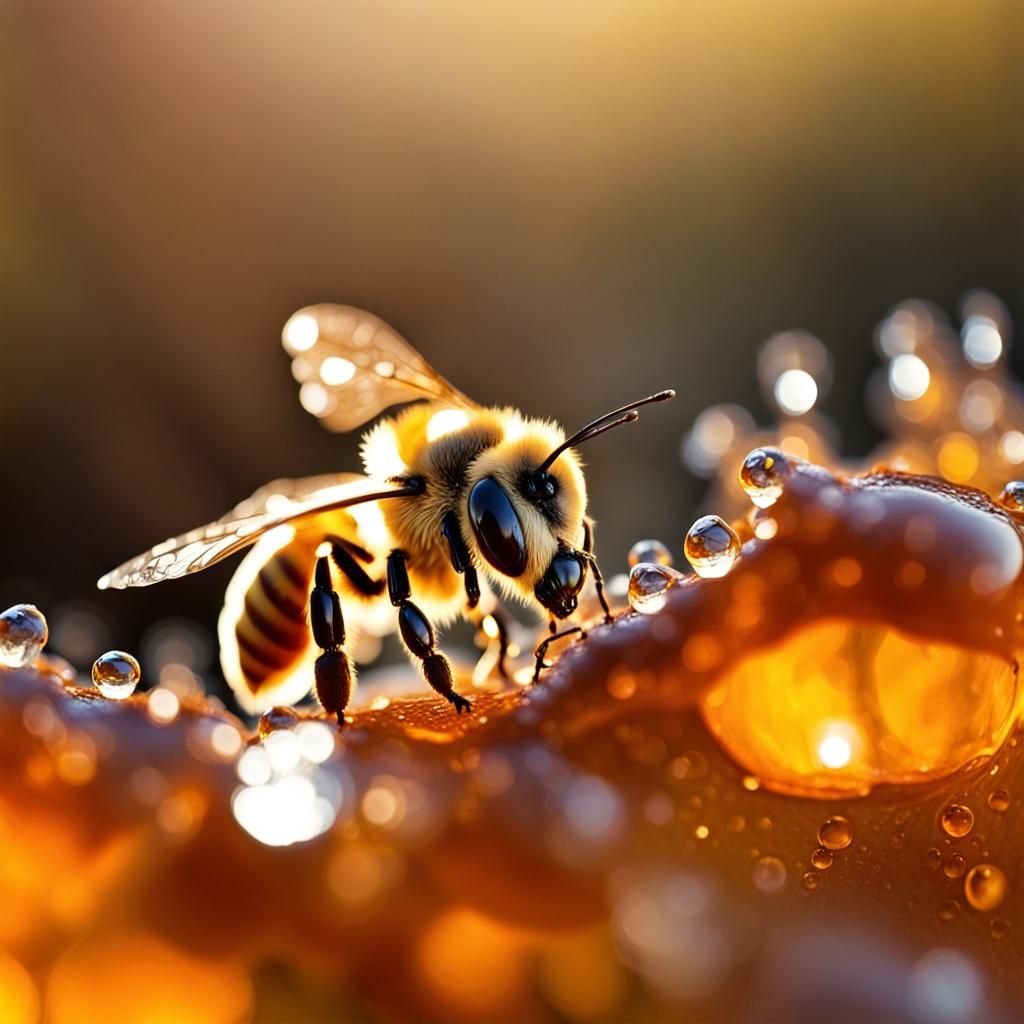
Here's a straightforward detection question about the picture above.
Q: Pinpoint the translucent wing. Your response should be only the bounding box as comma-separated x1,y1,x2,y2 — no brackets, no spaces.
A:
97,474,417,590
282,303,476,433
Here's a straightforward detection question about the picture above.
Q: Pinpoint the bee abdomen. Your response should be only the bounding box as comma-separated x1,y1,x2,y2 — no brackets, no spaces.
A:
235,546,313,684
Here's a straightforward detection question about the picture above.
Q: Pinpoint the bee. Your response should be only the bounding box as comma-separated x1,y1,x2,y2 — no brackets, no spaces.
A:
98,305,674,720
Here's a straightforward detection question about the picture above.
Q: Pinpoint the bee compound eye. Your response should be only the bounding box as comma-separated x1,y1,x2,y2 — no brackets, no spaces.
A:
468,478,528,578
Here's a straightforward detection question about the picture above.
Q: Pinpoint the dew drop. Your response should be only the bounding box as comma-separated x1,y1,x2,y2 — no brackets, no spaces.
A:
801,871,822,891
739,447,790,509
938,900,961,922
752,856,787,893
627,538,673,569
91,650,141,700
258,705,300,739
964,864,1007,911
987,788,1010,812
811,848,834,870
998,481,1024,512
627,562,681,615
924,847,942,871
684,515,740,579
890,830,906,849
989,917,1010,940
943,853,966,879
0,604,48,669
940,803,974,838
817,815,854,851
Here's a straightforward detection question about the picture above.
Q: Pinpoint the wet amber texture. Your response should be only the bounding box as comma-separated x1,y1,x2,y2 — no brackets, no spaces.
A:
3,458,1024,1023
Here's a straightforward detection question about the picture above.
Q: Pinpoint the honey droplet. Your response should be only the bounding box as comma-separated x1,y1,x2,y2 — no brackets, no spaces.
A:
801,871,822,891
627,539,673,569
943,853,966,879
940,803,975,838
817,815,854,851
0,604,48,669
987,788,1010,812
890,831,906,849
924,847,942,871
752,856,787,893
938,900,961,922
811,848,834,870
684,515,740,579
739,447,790,509
91,650,141,700
258,705,300,739
998,480,1024,512
627,562,681,615
964,864,1007,911
989,917,1011,940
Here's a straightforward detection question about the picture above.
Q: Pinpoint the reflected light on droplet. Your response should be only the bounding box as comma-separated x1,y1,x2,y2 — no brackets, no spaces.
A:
774,369,818,416
817,722,861,769
889,354,931,401
283,312,319,352
426,409,471,441
319,356,357,386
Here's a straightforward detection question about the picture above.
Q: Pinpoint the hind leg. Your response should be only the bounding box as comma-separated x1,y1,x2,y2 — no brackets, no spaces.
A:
310,555,353,722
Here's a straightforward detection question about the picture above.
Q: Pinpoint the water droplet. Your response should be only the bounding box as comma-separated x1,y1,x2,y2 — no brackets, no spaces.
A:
741,775,761,792
938,900,961,922
987,788,1010,812
817,815,853,851
943,853,966,879
940,803,974,838
890,830,906,849
801,870,821,891
739,447,790,509
627,539,673,569
989,917,1010,940
752,856,787,893
964,864,1007,911
91,650,140,700
684,515,740,579
811,848,834,870
0,604,48,668
258,706,300,739
924,847,942,871
627,562,681,615
998,481,1024,512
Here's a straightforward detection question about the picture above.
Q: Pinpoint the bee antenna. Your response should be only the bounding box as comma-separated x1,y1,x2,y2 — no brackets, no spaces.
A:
536,389,676,474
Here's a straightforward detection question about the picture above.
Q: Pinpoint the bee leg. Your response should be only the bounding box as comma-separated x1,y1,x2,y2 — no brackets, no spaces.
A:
310,556,353,723
327,536,385,597
533,625,583,684
387,549,471,715
582,517,613,623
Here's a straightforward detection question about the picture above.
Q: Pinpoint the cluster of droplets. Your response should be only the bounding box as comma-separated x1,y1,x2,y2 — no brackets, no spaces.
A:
626,444,790,615
1,601,148,703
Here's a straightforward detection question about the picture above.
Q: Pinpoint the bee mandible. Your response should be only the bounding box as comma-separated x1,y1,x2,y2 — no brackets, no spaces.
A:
98,305,674,720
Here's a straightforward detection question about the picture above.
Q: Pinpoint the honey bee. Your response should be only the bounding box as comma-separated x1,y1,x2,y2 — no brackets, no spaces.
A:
98,305,674,720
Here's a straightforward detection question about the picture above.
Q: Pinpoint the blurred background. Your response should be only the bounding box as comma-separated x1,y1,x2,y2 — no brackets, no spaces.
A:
1,1,1021,702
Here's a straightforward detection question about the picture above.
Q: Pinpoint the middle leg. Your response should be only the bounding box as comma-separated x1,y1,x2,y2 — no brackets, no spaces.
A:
387,549,471,714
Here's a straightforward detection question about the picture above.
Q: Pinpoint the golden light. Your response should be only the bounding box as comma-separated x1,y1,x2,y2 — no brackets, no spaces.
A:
425,409,471,442
319,356,357,386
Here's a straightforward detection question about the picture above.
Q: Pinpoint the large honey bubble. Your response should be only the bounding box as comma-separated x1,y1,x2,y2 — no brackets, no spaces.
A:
701,619,1019,797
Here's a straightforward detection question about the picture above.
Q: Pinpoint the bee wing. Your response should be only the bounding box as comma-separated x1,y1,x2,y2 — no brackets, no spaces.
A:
282,304,477,433
97,474,416,590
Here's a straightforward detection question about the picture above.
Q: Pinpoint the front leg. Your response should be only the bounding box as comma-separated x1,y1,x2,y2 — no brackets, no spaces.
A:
582,517,613,623
387,549,471,714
